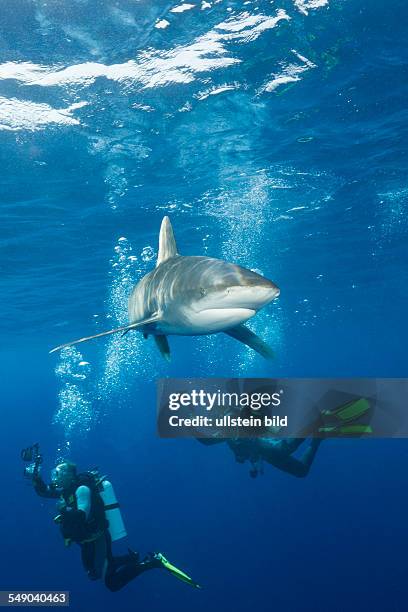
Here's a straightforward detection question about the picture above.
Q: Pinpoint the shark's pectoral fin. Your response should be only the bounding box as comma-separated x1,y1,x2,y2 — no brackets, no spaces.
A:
49,314,162,354
154,335,171,362
224,325,274,360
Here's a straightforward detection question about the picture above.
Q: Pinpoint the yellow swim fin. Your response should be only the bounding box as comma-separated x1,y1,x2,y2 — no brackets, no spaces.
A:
319,397,373,435
155,553,202,589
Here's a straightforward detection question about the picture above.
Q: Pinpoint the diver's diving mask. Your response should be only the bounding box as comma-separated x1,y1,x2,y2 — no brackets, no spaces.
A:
51,462,76,489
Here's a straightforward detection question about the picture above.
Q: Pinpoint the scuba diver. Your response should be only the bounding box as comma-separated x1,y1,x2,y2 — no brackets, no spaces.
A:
21,445,200,592
231,437,322,478
198,437,322,478
197,396,372,478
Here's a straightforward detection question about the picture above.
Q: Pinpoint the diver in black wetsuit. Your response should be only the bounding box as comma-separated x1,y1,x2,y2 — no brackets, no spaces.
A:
196,394,373,477
232,437,322,478
198,437,322,478
32,461,161,591
22,450,200,592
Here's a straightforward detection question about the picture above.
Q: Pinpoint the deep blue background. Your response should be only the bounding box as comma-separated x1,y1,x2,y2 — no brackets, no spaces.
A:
1,1,407,610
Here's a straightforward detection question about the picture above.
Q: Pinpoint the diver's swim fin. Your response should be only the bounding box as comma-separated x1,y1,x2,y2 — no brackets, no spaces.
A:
155,553,202,589
224,324,274,360
319,398,373,435
154,335,171,361
49,314,162,354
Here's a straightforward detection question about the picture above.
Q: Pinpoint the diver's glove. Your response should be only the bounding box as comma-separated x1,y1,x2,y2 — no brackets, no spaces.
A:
60,508,89,543
32,474,49,494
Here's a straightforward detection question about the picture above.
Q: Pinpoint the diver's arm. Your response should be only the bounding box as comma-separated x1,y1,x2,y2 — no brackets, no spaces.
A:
75,485,91,519
33,475,60,499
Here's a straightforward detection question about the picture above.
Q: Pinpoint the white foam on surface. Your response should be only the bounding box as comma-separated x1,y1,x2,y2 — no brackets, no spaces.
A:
0,97,87,131
196,83,237,99
261,49,316,92
294,0,329,15
0,10,288,93
171,3,196,13
155,19,170,29
215,9,290,41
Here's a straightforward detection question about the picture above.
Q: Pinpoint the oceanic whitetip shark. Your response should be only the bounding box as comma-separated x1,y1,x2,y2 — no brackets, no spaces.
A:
50,217,280,360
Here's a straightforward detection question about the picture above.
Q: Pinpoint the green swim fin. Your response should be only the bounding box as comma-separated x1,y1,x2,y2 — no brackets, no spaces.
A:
319,397,373,435
155,553,202,589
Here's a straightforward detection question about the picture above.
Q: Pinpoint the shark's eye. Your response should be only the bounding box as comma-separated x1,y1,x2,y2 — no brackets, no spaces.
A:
200,287,206,297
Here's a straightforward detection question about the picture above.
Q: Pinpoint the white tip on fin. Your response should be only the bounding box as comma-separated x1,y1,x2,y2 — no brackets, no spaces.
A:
49,323,135,354
157,216,178,267
49,314,161,354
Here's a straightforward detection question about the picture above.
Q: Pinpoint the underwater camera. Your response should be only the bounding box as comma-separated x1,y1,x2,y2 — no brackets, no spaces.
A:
21,443,43,480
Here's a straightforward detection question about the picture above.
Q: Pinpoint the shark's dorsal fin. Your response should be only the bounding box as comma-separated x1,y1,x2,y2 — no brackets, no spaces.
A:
157,216,178,267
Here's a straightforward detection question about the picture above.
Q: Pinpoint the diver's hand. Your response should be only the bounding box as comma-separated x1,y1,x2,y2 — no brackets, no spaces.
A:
32,473,46,490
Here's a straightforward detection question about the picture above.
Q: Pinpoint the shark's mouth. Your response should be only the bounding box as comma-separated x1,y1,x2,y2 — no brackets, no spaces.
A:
180,307,256,335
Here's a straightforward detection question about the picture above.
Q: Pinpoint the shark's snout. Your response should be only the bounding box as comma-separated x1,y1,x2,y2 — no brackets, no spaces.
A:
250,276,280,296
225,282,279,311
265,280,280,299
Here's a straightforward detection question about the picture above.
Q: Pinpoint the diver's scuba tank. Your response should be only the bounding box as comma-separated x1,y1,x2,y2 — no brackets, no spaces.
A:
99,479,127,542
52,467,127,543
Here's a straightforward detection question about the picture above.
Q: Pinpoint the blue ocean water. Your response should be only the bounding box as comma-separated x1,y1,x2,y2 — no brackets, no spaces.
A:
1,0,407,610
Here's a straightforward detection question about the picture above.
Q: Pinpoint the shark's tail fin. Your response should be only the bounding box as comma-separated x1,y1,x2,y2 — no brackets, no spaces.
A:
49,314,161,354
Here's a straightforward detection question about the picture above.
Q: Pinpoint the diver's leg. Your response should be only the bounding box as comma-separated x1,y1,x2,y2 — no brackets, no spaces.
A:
104,554,159,592
272,438,305,455
258,438,322,478
104,530,140,571
81,542,97,580
257,438,305,462
281,439,322,477
110,548,141,572
297,438,322,475
81,535,108,581
111,552,139,569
